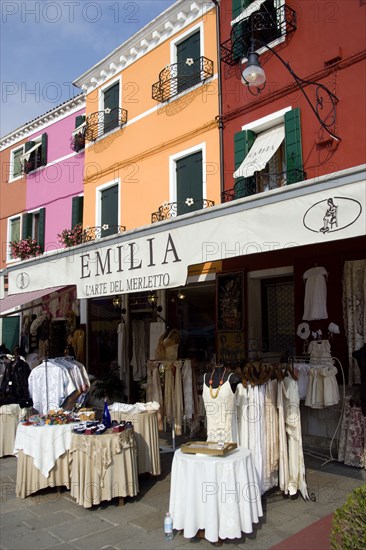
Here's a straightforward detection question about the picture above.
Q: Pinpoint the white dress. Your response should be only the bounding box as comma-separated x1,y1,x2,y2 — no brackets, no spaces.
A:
203,373,237,443
302,266,328,320
278,379,309,500
236,383,266,494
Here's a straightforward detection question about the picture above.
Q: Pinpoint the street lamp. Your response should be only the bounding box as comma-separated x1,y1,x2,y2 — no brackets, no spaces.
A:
147,293,158,307
112,295,122,309
241,38,340,141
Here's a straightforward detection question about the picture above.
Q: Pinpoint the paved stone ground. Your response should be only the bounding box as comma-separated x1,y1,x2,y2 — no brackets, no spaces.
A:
0,440,365,550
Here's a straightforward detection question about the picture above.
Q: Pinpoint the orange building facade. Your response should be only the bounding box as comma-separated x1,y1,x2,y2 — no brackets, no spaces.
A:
74,1,220,232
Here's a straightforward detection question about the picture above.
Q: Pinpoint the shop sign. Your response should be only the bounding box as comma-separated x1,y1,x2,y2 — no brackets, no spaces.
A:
6,180,365,299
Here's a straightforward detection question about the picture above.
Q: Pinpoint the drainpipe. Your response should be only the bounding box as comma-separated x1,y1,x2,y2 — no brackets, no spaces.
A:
211,0,225,199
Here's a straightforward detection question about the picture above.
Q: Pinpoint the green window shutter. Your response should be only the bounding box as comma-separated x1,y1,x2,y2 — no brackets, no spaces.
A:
40,133,48,167
232,0,252,19
104,83,120,133
13,149,23,178
75,115,85,128
101,185,118,237
234,129,256,197
37,208,45,252
21,213,33,240
72,196,84,228
284,108,304,184
177,31,201,93
232,1,252,61
176,151,203,216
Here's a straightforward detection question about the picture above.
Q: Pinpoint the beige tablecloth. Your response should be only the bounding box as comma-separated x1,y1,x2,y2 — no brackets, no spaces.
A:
0,405,33,458
110,410,161,475
15,450,70,498
70,429,139,508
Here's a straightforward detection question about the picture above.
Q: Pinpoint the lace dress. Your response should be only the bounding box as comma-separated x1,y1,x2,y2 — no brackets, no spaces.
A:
203,373,237,443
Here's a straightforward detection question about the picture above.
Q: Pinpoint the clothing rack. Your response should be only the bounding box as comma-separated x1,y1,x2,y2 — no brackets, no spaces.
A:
290,355,346,466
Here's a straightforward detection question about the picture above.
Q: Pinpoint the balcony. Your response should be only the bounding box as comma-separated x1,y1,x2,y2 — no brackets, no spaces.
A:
152,56,214,102
151,199,215,223
84,108,128,141
82,225,126,241
220,4,297,66
221,168,307,202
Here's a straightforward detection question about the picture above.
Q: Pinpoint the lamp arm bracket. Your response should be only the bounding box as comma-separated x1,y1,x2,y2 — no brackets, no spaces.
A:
249,38,341,141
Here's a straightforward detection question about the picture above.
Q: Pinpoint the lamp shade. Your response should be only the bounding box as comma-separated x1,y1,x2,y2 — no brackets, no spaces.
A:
241,51,266,86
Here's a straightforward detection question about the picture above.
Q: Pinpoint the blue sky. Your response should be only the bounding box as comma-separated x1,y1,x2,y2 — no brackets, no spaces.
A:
0,0,177,138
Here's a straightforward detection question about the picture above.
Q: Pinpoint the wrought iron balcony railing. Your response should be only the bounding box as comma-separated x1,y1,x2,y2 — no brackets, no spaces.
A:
152,56,214,102
151,199,215,223
221,168,306,202
82,225,126,242
220,4,297,66
84,108,128,141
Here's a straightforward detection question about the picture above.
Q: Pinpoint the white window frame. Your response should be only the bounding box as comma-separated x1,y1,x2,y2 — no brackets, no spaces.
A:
98,76,122,138
7,215,22,262
9,145,24,182
169,142,207,204
170,22,204,65
165,22,205,101
95,179,121,230
22,134,43,174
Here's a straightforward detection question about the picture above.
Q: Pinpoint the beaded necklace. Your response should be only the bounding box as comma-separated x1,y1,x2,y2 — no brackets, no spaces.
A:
208,367,227,399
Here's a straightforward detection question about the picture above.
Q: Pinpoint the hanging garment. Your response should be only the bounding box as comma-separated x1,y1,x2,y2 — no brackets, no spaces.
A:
131,320,147,381
263,379,279,492
236,383,266,494
146,361,164,430
0,358,32,408
302,266,328,320
174,361,183,437
279,378,309,500
203,373,237,444
308,339,333,365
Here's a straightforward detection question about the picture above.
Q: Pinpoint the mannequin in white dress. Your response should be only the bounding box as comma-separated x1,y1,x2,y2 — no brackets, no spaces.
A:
202,366,241,444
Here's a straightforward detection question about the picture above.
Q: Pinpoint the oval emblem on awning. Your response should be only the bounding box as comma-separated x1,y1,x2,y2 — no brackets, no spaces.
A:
303,196,362,234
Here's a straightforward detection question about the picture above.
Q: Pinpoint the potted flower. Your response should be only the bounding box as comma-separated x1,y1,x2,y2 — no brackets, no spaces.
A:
58,223,84,247
72,133,85,153
10,237,42,260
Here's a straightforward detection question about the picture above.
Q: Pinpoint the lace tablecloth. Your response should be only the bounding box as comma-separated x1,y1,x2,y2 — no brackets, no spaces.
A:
70,429,139,508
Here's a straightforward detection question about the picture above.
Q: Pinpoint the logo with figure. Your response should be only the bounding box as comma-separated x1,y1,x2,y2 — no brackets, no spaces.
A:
303,196,362,234
16,272,30,289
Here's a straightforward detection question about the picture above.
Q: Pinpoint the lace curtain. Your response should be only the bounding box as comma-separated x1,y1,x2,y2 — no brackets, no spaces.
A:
342,259,366,385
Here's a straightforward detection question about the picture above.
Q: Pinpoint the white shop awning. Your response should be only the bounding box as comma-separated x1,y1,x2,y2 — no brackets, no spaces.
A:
233,125,285,179
20,142,41,163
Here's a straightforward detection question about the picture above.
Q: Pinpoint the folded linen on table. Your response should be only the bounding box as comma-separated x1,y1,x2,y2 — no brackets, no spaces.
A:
13,423,75,477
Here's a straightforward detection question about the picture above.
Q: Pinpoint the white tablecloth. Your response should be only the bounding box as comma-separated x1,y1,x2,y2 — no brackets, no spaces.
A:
169,448,263,542
14,423,75,477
